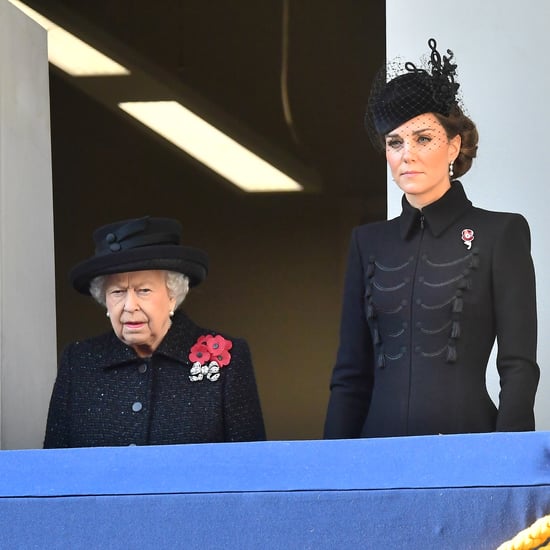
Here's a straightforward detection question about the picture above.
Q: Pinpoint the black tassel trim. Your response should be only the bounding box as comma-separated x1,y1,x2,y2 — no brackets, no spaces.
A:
367,304,375,320
452,296,463,313
366,262,375,278
446,344,457,363
458,278,471,291
451,320,461,339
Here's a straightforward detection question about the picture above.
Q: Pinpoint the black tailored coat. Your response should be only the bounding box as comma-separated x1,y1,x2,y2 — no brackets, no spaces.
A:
324,182,539,438
44,311,266,447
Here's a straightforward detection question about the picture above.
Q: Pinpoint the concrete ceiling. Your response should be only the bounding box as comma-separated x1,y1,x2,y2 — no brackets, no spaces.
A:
25,0,386,205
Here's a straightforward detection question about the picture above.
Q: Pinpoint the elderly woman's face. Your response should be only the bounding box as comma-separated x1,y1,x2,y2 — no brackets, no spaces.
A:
385,112,461,209
104,270,176,357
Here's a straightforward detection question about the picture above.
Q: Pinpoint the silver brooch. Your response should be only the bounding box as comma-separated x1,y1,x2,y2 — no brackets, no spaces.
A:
189,361,221,382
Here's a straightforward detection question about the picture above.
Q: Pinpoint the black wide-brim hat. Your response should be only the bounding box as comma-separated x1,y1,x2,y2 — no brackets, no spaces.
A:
70,216,209,295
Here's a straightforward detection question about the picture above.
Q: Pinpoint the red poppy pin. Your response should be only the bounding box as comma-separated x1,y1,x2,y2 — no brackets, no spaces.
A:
188,334,233,382
461,228,474,250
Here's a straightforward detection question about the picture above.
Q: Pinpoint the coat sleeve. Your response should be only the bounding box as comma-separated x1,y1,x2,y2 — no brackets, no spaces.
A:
492,214,540,431
324,228,375,439
222,338,266,442
43,344,74,448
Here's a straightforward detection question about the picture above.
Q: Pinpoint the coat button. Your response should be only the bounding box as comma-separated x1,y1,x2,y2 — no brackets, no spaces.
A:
138,363,147,373
132,402,143,412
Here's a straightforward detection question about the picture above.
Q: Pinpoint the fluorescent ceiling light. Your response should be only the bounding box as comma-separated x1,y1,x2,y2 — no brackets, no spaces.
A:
119,101,303,192
8,1,304,192
8,0,130,76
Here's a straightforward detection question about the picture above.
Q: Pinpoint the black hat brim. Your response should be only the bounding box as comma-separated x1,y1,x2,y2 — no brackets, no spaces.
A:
70,244,209,295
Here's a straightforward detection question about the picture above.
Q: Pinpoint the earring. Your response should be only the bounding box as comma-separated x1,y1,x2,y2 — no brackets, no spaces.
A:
169,310,174,317
449,162,454,178
106,311,110,318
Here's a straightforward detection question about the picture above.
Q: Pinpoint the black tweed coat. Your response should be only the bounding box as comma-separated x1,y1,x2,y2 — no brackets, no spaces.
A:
44,311,266,447
324,182,539,438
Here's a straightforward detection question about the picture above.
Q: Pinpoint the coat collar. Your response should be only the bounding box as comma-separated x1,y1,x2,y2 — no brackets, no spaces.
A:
399,181,473,239
155,310,202,364
96,310,201,369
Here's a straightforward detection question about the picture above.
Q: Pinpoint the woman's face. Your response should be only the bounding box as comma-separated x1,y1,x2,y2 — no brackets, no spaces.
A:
104,270,176,357
385,112,461,209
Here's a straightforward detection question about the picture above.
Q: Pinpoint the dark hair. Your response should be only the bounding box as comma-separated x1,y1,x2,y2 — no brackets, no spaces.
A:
434,104,478,178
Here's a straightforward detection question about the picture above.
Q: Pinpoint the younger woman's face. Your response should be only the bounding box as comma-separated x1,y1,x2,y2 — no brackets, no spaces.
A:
385,112,461,209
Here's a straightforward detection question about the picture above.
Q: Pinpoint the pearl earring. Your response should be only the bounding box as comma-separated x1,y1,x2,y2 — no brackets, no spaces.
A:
169,310,174,317
449,161,454,178
106,311,110,318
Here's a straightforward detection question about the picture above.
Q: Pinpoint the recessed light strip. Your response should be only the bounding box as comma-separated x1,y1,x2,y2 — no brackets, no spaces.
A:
119,101,303,192
8,0,130,76
9,1,304,192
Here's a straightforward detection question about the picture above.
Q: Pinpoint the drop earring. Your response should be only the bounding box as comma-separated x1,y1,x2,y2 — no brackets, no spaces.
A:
449,161,454,178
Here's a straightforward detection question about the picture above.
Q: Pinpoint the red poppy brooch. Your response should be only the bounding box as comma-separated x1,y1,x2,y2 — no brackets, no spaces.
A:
461,228,474,250
188,334,233,382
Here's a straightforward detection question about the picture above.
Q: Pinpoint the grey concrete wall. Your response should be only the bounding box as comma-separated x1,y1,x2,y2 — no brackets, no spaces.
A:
386,0,550,429
0,0,57,448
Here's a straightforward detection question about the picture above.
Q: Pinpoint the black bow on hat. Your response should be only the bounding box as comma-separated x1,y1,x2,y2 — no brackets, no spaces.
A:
70,216,209,295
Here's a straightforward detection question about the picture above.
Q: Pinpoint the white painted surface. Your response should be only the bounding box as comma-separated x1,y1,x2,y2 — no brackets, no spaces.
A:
0,0,57,448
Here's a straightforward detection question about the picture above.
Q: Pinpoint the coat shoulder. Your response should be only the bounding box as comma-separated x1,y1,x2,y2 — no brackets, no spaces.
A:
354,217,399,237
61,330,117,359
466,207,531,240
171,312,247,347
469,206,528,224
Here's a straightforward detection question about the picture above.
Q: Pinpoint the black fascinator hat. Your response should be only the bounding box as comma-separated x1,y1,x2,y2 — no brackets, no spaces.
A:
366,38,461,143
70,216,209,295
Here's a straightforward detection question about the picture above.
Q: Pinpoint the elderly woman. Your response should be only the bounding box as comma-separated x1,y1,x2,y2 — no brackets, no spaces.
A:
44,216,266,447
